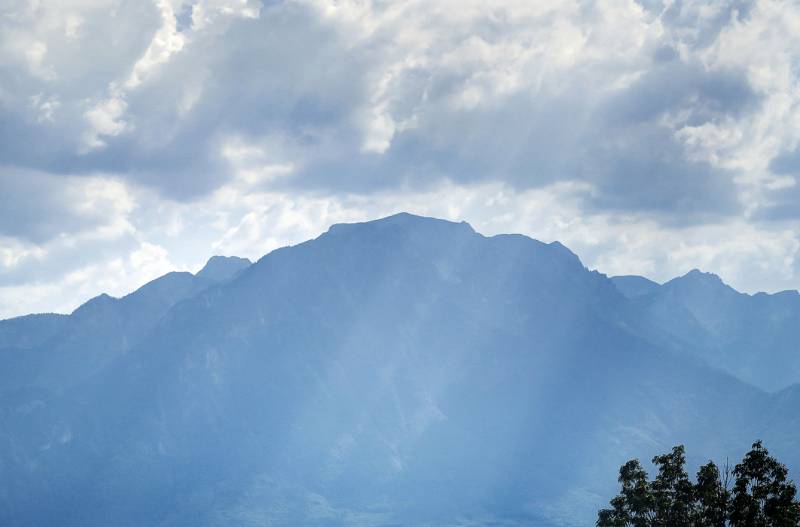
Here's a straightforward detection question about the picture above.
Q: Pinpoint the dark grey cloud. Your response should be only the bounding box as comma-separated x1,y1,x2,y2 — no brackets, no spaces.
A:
0,0,781,243
0,2,366,201
276,54,753,224
0,0,162,170
752,147,800,221
0,170,126,244
601,61,757,125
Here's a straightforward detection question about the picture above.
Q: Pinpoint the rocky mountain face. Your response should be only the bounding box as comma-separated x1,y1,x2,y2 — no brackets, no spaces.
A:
0,214,797,526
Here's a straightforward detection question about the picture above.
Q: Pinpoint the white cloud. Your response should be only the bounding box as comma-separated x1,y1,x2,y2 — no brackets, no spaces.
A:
125,0,186,90
677,0,800,214
63,13,84,39
129,241,175,278
83,90,129,149
221,135,296,187
30,93,60,123
25,40,54,79
190,0,261,30
71,176,137,240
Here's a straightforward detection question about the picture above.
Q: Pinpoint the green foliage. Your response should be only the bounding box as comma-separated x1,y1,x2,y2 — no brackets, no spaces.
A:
694,461,729,526
729,441,800,527
651,445,694,526
597,442,800,527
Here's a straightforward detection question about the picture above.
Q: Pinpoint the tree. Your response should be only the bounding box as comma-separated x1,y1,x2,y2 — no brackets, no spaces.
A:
729,441,800,527
597,459,654,527
693,460,728,527
597,442,800,527
651,445,694,527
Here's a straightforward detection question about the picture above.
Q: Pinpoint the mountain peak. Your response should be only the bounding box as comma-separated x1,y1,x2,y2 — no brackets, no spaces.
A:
661,269,742,300
196,255,251,283
666,268,730,290
684,268,722,281
324,212,476,238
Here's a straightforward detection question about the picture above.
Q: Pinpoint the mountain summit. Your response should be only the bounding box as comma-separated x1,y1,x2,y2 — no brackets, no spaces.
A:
0,214,797,527
196,255,251,282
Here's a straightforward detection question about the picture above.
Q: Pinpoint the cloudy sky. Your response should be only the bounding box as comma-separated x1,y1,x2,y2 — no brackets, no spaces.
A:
2,0,800,318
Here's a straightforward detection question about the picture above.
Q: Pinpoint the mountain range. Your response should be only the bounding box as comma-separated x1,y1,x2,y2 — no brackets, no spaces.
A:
1,213,798,526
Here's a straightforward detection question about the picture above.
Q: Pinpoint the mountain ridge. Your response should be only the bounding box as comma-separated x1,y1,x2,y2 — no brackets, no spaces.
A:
612,264,800,392
1,213,798,527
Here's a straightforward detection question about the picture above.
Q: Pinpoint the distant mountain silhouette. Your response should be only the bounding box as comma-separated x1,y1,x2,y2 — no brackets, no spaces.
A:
1,214,797,526
0,256,250,393
612,269,800,392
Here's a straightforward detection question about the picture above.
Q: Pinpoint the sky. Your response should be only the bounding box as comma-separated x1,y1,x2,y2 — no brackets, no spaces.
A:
2,0,800,318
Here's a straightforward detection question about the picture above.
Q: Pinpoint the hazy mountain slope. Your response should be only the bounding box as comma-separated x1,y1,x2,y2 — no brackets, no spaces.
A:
0,313,69,349
0,314,70,389
0,261,236,393
0,215,796,527
610,275,660,299
613,269,800,392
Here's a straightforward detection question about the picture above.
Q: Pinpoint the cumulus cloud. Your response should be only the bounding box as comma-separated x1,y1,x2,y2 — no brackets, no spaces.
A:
0,0,761,205
0,169,135,243
3,0,800,317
